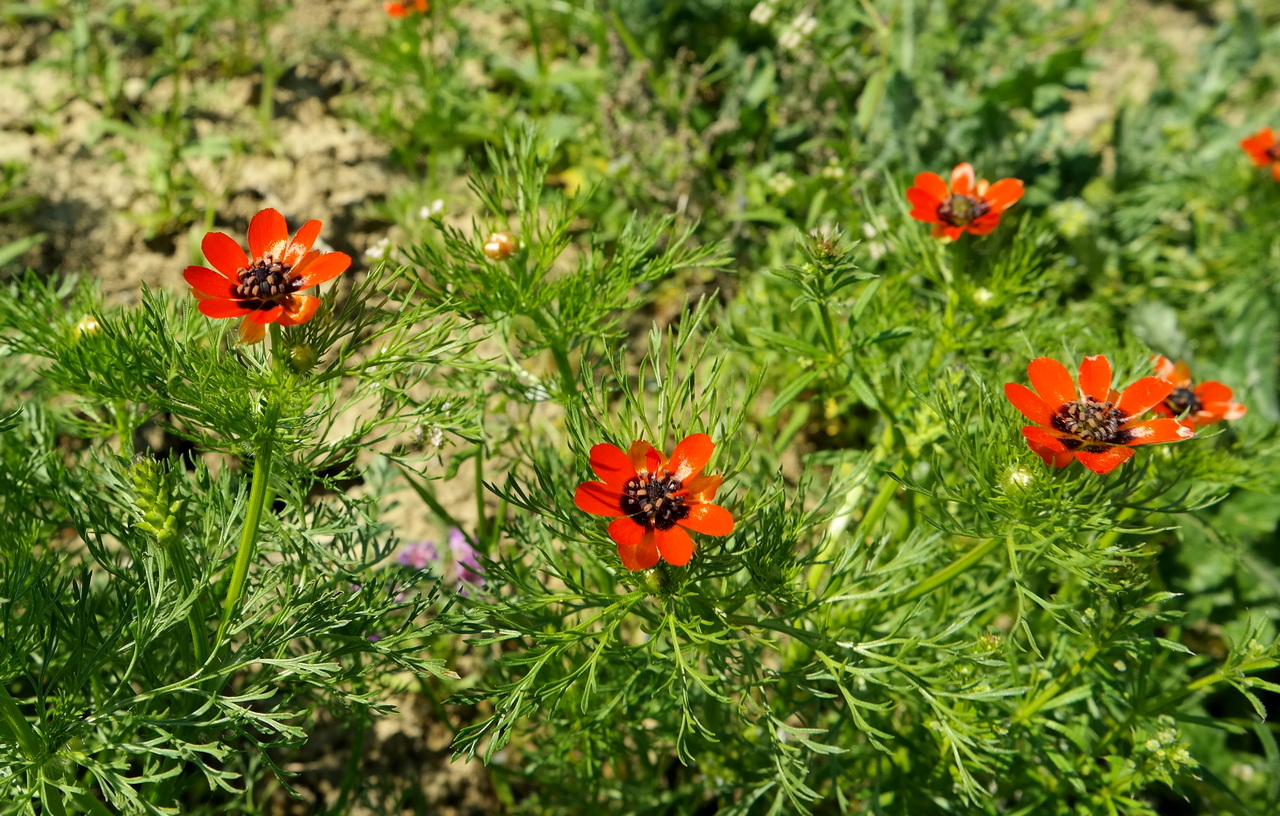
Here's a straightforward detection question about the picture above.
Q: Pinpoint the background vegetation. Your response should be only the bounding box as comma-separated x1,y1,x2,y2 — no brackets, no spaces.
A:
2,0,1279,814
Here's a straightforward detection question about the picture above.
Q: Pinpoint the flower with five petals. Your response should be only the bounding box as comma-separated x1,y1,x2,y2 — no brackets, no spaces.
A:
906,163,1024,240
573,434,734,571
1004,355,1194,475
183,208,350,344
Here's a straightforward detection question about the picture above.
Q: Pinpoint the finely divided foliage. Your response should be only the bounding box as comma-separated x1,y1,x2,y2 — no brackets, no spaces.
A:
1,3,1279,816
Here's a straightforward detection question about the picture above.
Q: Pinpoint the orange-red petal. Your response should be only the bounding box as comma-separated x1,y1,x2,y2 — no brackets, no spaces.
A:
1005,383,1053,425
608,517,645,547
950,163,976,197
1195,381,1233,404
1241,127,1276,165
1120,418,1194,446
250,305,284,324
668,433,714,482
618,529,660,571
654,524,695,567
277,294,320,326
912,172,948,202
248,208,289,262
983,178,1024,211
201,232,248,279
1027,357,1076,411
1077,355,1113,401
1117,376,1174,418
294,251,351,288
1028,439,1074,468
683,472,723,503
587,443,636,487
965,213,1003,235
197,297,251,318
184,265,237,298
574,481,625,517
679,503,735,536
1022,425,1068,452
284,219,323,266
1074,446,1134,475
628,440,662,476
907,187,944,223
239,316,267,344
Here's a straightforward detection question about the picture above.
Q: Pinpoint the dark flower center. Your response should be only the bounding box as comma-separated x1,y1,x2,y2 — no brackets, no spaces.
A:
1163,387,1201,416
233,254,300,310
1051,397,1132,450
937,194,991,227
1267,143,1280,162
620,473,690,531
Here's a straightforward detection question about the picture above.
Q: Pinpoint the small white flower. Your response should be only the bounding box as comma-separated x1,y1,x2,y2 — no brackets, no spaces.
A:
419,199,445,220
364,237,392,260
766,172,795,196
749,2,774,25
861,221,878,239
778,28,802,50
820,162,845,180
973,287,995,305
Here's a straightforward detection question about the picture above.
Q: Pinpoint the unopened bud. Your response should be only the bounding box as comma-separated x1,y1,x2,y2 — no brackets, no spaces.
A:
289,344,319,373
483,231,519,261
74,314,101,337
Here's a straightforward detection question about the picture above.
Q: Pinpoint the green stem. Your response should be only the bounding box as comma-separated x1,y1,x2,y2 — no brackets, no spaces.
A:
167,545,209,667
0,683,43,763
878,535,1002,613
816,301,840,357
1013,639,1103,726
0,686,70,815
114,400,133,457
473,440,488,550
212,437,275,655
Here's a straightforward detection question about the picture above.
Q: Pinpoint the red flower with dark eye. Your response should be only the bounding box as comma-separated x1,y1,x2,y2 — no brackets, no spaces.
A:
1151,356,1247,429
906,163,1025,240
1240,127,1280,181
183,208,350,345
1004,355,1195,475
573,434,734,571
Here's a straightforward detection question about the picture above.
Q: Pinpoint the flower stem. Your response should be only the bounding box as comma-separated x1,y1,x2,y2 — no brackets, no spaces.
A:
0,686,70,814
878,535,1002,612
213,436,275,655
816,301,840,358
0,684,43,764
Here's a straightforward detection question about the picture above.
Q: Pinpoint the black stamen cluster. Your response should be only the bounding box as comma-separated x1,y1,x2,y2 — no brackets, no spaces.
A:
234,254,298,310
1163,387,1202,417
620,474,690,531
938,194,991,227
1051,397,1131,448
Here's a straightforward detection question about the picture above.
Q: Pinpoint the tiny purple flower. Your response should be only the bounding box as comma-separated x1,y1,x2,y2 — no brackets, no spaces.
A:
397,539,439,570
448,528,485,594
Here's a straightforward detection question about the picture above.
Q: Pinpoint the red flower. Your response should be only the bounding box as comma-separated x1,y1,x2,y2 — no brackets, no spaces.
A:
906,163,1025,240
1151,356,1247,429
1004,355,1195,475
384,0,428,17
573,434,734,571
1240,127,1280,181
183,208,350,345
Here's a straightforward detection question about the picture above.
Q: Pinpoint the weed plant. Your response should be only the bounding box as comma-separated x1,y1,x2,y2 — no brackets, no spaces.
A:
2,1,1280,815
